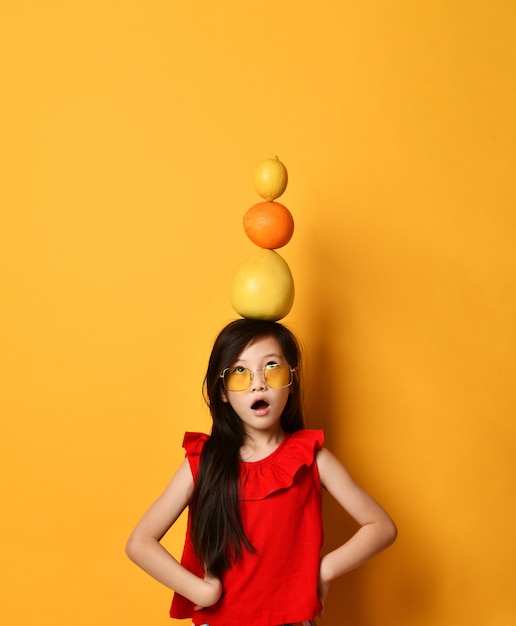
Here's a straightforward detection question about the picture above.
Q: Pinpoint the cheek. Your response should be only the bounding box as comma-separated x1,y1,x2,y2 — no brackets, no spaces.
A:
278,389,291,407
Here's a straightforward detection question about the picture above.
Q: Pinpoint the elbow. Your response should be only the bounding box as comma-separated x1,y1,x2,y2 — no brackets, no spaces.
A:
384,518,398,548
126,528,161,566
125,531,142,563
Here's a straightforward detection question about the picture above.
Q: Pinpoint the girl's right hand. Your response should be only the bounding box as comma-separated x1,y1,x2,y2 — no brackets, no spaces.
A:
317,558,331,617
194,573,223,610
317,576,329,617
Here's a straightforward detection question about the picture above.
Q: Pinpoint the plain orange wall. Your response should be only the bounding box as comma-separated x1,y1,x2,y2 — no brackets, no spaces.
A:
1,2,514,625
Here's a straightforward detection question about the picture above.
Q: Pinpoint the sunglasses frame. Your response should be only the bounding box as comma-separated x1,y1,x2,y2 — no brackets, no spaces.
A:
220,364,295,392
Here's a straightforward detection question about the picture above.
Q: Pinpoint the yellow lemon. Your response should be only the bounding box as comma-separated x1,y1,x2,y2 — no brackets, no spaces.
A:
253,155,288,201
230,249,295,321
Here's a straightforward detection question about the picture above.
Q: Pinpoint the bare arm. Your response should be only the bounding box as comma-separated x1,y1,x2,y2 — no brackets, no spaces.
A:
125,459,222,608
316,448,397,602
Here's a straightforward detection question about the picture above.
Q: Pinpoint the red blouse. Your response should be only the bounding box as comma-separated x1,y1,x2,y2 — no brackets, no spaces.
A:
170,429,324,626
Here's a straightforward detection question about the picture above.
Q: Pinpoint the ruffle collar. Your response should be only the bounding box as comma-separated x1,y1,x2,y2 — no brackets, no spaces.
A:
183,430,324,502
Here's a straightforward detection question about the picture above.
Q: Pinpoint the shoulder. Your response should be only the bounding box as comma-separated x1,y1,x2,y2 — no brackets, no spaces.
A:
182,432,210,483
168,457,196,494
316,447,356,490
316,446,394,511
282,429,324,467
183,432,209,456
288,428,324,449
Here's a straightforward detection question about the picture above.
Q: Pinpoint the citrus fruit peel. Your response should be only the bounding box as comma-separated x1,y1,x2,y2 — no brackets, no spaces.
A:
243,201,294,249
253,155,288,201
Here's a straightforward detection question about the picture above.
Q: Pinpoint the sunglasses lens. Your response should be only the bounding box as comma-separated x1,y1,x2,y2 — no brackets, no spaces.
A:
223,367,251,391
222,364,293,391
264,364,292,388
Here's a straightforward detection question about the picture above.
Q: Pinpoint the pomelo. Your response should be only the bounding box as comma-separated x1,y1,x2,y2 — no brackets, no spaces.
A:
230,249,295,321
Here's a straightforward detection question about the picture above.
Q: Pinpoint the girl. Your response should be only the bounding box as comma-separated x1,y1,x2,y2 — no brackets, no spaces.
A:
126,319,397,626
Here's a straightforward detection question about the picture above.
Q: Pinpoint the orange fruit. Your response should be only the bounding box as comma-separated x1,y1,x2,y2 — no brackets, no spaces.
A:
243,201,294,249
253,155,288,201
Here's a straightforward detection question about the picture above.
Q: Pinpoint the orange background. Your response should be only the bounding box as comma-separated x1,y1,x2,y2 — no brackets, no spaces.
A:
1,2,514,625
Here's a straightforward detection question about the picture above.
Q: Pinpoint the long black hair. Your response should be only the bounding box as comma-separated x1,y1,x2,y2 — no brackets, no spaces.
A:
189,319,305,577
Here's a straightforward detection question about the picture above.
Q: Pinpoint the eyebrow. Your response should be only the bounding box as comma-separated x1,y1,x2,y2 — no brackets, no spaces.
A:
235,353,284,363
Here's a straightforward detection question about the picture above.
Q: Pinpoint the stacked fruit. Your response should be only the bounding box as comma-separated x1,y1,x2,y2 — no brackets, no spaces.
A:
230,155,295,321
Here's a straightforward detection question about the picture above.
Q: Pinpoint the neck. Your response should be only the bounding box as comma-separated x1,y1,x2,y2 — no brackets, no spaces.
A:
240,428,285,462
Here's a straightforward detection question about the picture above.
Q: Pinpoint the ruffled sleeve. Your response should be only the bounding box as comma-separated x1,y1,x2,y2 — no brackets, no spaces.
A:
239,429,324,501
182,431,209,481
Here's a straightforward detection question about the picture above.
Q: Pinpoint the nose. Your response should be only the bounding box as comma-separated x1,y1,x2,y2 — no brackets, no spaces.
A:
250,369,267,391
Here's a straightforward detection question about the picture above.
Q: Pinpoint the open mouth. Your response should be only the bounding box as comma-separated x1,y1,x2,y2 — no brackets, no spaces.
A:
251,399,270,411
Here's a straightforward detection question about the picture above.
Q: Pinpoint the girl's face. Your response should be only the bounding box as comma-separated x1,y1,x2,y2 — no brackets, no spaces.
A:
221,336,292,439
